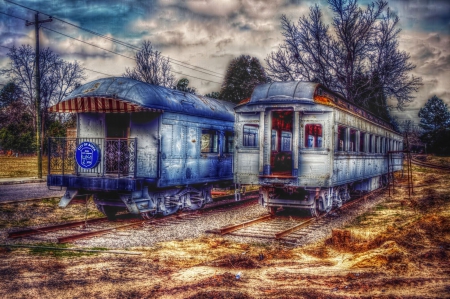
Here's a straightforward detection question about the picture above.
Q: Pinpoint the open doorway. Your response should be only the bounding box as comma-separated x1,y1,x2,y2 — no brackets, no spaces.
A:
270,110,293,176
106,113,130,138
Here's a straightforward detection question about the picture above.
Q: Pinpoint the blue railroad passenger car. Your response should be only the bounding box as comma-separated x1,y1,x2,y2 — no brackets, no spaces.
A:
47,77,235,219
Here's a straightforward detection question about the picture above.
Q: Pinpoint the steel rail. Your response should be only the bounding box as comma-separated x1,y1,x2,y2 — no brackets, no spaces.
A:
8,217,107,238
274,218,314,239
219,215,274,235
7,192,258,244
57,193,259,243
411,158,450,171
57,220,146,243
216,187,387,241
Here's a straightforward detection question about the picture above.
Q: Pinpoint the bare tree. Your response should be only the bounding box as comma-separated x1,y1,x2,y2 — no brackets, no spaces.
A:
266,0,422,114
1,45,85,130
123,41,175,87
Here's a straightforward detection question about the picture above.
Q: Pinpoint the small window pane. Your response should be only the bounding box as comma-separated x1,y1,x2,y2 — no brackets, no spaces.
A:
281,131,292,151
243,124,259,147
337,126,346,151
305,124,323,148
271,130,277,151
375,136,379,153
350,129,357,152
369,135,373,153
360,132,366,152
224,132,234,153
201,130,218,153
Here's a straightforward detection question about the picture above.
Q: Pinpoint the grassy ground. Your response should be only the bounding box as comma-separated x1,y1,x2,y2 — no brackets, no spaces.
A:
0,156,48,178
0,157,449,298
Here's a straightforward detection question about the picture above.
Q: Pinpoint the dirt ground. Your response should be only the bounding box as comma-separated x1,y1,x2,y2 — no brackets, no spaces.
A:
1,161,450,298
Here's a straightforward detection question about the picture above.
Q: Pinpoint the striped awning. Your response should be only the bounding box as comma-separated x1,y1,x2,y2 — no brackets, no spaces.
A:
48,97,162,113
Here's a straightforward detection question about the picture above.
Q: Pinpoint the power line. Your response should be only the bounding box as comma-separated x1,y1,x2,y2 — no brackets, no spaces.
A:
0,10,27,21
41,26,222,84
4,0,225,79
83,67,116,77
42,26,136,61
0,9,223,85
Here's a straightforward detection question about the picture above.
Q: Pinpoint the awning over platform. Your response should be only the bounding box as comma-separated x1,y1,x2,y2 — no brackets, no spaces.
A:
48,97,162,113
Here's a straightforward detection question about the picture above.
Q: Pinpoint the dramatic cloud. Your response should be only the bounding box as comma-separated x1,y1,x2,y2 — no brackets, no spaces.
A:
0,0,449,124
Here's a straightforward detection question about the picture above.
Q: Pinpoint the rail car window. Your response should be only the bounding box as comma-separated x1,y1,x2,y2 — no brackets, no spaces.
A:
375,136,379,153
281,131,292,151
243,124,259,147
360,132,366,152
224,132,234,153
305,124,322,148
271,130,277,151
350,129,357,152
201,130,218,153
337,126,347,151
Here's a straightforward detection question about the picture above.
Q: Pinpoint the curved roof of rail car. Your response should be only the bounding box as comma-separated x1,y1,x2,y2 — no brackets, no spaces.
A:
52,77,235,121
240,80,397,132
245,81,321,105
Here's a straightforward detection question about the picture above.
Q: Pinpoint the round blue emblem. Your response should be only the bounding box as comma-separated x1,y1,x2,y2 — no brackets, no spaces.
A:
75,141,101,169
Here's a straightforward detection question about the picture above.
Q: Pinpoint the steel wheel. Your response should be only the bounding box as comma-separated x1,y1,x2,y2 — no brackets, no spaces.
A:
187,192,206,210
98,205,118,220
269,206,278,215
311,197,322,217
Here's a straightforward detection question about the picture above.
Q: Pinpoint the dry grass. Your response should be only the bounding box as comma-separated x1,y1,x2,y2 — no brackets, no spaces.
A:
0,198,104,229
1,157,450,298
0,156,48,178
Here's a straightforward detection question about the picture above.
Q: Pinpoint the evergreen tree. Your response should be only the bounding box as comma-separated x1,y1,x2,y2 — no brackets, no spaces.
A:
174,78,196,94
205,91,220,99
418,95,450,155
418,96,450,132
220,55,269,104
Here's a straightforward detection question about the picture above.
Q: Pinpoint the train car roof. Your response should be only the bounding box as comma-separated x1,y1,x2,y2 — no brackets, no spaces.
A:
49,77,235,122
246,81,320,105
240,80,397,132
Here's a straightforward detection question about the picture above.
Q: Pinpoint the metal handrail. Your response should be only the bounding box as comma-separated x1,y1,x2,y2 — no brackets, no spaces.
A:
48,137,137,178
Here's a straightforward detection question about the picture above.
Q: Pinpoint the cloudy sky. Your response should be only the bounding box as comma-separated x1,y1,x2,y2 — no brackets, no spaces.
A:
1,0,449,123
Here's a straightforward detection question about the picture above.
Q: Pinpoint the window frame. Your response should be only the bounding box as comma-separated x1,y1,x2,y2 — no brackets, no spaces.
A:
337,125,347,152
242,124,259,148
304,123,323,149
201,129,219,153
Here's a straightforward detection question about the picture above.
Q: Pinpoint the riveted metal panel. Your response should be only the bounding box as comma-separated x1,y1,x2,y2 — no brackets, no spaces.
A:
130,112,159,178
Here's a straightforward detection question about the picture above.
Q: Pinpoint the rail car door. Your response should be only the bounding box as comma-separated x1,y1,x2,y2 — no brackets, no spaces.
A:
270,110,293,175
105,113,131,175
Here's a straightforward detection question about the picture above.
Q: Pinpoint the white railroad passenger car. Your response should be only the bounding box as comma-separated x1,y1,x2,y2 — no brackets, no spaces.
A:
233,81,403,216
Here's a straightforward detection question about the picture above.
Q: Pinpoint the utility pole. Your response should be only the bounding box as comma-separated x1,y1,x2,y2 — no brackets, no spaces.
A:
26,13,52,179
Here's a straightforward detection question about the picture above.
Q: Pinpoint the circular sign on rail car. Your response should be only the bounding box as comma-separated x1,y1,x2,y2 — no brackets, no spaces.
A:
75,141,101,169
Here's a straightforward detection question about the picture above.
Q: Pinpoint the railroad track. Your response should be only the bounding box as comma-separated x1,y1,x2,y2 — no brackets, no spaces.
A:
7,191,259,244
411,155,450,171
210,188,385,245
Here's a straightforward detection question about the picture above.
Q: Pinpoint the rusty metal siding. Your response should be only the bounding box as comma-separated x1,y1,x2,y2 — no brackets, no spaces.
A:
130,112,159,178
78,113,105,138
158,112,234,188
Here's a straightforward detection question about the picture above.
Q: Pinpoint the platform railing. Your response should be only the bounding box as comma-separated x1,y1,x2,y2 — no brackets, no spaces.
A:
48,137,137,178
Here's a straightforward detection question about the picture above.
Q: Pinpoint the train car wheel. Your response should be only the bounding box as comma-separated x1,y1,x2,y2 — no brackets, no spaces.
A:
98,205,118,221
311,197,323,217
269,206,277,215
187,192,206,210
